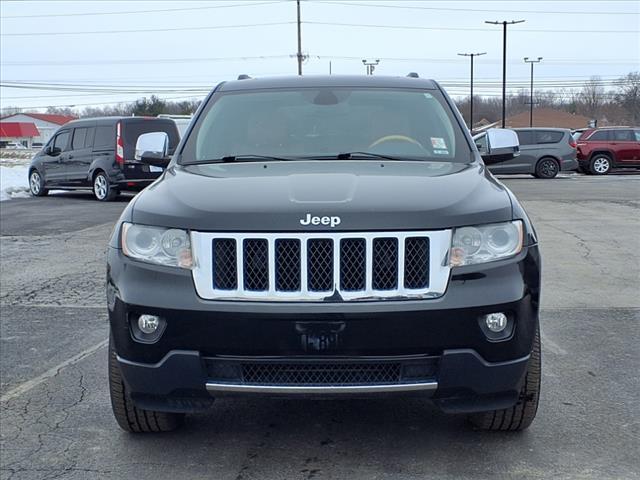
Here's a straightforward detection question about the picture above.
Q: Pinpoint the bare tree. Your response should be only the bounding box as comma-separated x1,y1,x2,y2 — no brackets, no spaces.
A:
614,71,640,124
580,76,604,118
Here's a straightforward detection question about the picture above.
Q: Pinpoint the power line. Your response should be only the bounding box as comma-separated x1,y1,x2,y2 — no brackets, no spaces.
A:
0,21,295,37
311,1,639,16
0,55,292,67
1,1,285,19
303,20,638,34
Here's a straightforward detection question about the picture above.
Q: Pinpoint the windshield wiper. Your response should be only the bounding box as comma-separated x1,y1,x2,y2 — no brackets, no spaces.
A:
184,154,298,165
334,152,407,161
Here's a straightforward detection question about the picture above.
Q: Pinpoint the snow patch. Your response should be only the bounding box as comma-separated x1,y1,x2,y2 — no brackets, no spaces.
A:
1,165,30,201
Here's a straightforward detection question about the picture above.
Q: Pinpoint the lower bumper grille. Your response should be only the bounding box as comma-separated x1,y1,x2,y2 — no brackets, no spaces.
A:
205,357,438,387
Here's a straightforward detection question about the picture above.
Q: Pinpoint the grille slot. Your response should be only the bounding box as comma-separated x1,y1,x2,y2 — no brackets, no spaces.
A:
212,239,237,290
307,239,334,291
404,237,430,289
243,239,268,291
242,362,402,386
340,238,366,291
275,239,301,291
372,238,398,290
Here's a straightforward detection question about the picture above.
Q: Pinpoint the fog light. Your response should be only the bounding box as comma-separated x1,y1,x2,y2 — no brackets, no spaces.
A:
484,312,508,332
138,314,160,334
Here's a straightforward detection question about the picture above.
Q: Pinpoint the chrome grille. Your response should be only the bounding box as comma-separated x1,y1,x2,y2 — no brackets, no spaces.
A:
193,230,452,301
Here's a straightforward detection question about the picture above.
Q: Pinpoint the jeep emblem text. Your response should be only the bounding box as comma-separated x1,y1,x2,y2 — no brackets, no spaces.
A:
300,213,341,228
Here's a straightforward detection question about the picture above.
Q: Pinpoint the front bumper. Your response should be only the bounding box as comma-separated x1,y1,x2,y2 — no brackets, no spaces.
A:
107,245,540,414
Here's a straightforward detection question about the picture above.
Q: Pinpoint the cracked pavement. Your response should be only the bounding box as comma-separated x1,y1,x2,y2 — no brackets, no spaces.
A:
0,177,638,479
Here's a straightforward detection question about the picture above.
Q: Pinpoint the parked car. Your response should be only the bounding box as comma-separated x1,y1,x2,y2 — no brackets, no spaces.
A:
28,116,180,201
0,141,28,149
107,74,542,433
475,127,577,178
576,127,640,175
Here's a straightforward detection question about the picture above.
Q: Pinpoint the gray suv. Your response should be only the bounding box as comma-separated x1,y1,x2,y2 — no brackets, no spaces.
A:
476,127,578,178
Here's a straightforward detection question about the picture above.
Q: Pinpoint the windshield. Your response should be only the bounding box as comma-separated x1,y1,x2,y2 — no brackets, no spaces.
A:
180,87,470,164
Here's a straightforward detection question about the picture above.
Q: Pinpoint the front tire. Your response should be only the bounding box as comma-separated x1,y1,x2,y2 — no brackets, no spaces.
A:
29,170,48,197
108,335,184,433
93,172,118,201
534,158,559,179
467,327,541,431
589,154,611,175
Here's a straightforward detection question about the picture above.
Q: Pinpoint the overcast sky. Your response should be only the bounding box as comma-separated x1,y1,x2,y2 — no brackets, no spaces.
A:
1,0,638,111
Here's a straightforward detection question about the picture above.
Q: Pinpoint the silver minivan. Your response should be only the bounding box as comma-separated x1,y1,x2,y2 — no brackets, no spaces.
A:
475,127,578,178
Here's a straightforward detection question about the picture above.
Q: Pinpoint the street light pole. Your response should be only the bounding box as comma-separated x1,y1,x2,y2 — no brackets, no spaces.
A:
524,57,543,127
362,59,380,75
296,0,303,75
485,20,525,128
458,52,486,130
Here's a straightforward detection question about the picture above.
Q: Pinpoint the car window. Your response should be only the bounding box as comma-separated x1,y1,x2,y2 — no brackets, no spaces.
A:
515,131,534,146
535,130,564,144
84,127,95,148
588,130,609,141
474,133,488,152
611,129,633,141
72,127,88,150
634,130,640,142
53,130,70,151
94,125,114,149
121,120,180,159
182,87,470,163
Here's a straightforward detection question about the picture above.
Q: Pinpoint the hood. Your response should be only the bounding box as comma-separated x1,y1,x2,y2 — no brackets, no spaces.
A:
131,160,513,231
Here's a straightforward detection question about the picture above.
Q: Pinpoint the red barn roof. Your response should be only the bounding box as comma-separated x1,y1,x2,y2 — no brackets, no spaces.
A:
0,122,40,137
0,113,76,125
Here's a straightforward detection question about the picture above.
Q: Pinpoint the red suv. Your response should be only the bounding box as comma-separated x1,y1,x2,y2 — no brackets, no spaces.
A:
577,127,640,175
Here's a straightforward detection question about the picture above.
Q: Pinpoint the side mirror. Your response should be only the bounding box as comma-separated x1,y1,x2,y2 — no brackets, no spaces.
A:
479,128,520,164
135,132,170,168
47,146,61,156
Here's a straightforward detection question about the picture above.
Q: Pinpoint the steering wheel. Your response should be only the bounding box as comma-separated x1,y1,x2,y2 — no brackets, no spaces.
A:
368,134,425,150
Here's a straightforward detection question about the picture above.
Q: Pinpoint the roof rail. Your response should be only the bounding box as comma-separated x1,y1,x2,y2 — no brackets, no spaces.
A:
406,72,419,78
237,74,252,80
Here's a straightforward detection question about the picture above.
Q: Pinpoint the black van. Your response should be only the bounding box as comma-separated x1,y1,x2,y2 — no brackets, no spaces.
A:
28,117,180,201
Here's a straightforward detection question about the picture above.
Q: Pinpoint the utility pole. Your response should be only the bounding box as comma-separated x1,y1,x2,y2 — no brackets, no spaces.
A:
524,57,543,127
362,59,380,75
485,20,525,127
457,52,486,131
296,0,303,75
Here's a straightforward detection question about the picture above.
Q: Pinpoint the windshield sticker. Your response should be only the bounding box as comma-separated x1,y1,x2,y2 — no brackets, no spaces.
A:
431,137,447,149
433,149,449,155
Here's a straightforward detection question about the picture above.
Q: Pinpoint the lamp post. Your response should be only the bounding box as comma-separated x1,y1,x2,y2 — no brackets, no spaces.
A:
485,20,525,127
524,57,543,127
457,52,486,130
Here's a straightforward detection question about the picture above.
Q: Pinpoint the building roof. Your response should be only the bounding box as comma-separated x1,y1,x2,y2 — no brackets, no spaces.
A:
0,122,40,138
0,112,77,125
505,108,591,129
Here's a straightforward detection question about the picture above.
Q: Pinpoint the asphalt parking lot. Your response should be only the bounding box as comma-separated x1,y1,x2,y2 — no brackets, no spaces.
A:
1,173,639,480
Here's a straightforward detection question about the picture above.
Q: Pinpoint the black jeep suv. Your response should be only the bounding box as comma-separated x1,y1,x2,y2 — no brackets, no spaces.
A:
107,75,541,433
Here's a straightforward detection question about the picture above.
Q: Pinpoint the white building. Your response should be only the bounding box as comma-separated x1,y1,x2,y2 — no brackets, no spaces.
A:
0,113,76,145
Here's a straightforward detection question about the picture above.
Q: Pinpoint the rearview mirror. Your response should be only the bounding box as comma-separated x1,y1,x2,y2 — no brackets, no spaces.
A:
478,128,520,164
135,132,170,168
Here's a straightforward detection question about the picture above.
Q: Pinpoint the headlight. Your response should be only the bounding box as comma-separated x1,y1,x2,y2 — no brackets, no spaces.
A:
121,223,193,269
450,220,523,266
